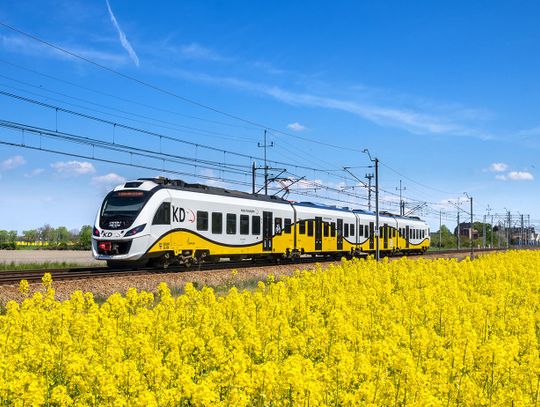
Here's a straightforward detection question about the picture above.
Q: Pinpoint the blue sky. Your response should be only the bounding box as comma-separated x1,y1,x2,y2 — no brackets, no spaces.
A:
0,0,539,233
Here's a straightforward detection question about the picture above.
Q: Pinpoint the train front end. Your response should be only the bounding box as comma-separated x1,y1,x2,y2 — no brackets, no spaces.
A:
92,180,158,266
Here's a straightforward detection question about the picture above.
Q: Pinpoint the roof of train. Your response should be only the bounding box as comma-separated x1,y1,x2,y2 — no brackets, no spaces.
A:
136,177,291,205
132,178,426,222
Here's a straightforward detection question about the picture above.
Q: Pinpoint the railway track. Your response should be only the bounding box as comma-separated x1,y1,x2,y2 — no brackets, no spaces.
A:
0,247,513,286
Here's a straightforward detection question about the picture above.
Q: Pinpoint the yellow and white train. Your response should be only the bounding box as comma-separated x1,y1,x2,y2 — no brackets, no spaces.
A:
92,178,430,267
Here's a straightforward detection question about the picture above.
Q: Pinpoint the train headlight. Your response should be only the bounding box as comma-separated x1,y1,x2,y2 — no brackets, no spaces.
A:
125,224,146,237
93,226,100,237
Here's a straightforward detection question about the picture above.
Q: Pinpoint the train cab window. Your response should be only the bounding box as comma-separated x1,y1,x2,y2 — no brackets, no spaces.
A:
152,202,171,225
299,220,306,235
359,225,364,237
226,213,237,234
212,212,223,234
350,224,355,237
196,211,208,231
240,215,249,235
330,222,336,237
307,220,314,236
324,223,329,237
344,224,349,238
284,218,292,234
252,216,261,235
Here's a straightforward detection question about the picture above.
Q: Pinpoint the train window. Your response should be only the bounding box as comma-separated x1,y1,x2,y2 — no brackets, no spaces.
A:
344,224,349,238
324,223,329,237
152,202,171,225
196,211,208,231
252,216,261,235
359,225,364,237
212,212,222,234
299,220,306,235
284,218,292,234
240,215,249,235
330,222,336,237
350,224,355,237
275,217,282,234
226,213,237,234
307,220,314,236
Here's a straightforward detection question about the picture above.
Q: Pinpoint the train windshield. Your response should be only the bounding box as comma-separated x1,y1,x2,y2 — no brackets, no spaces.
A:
100,191,149,229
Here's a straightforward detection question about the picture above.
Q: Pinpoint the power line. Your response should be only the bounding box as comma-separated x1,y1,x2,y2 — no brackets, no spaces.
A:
0,21,365,153
0,89,359,177
0,77,256,143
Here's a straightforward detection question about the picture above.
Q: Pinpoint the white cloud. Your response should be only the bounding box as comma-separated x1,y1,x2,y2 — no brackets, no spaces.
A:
162,69,492,139
287,122,306,132
487,162,508,173
1,155,26,171
507,171,534,181
199,169,230,188
1,34,128,65
91,173,126,185
51,161,96,176
105,0,139,67
24,168,45,178
495,175,507,181
179,43,228,61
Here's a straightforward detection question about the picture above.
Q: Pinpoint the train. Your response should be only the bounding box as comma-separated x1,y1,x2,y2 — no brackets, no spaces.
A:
92,177,430,267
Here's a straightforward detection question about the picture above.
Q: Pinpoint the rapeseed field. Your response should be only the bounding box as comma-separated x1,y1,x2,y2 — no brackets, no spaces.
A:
1,251,539,406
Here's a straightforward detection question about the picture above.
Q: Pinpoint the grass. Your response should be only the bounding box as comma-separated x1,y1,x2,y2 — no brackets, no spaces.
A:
0,261,83,271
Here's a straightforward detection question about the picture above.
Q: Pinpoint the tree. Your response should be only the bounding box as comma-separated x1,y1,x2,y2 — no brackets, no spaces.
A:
431,224,457,249
23,229,37,244
54,226,71,248
79,225,93,250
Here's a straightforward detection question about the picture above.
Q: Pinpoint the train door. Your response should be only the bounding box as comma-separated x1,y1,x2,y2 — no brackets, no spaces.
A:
383,223,388,249
405,225,410,248
315,217,323,250
337,219,343,250
263,211,273,251
369,222,374,250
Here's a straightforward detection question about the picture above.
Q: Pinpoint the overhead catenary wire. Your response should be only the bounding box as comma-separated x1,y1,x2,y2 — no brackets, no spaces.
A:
0,89,362,179
0,58,261,132
0,21,365,153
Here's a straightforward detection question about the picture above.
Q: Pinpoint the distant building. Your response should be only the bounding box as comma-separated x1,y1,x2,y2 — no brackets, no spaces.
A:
453,222,479,240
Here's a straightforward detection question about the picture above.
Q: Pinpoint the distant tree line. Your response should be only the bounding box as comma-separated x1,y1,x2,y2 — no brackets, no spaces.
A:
430,222,503,249
0,225,93,250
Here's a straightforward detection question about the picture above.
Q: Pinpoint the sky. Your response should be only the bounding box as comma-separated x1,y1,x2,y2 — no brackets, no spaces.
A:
0,0,539,233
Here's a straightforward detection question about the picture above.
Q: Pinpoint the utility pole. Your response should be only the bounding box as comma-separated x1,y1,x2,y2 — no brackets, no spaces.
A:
507,210,511,247
468,194,473,258
528,214,531,245
486,205,492,248
520,214,524,247
252,162,256,194
363,149,380,261
490,214,494,248
483,214,486,249
257,130,273,195
365,173,374,211
396,180,406,216
439,209,443,249
457,198,461,249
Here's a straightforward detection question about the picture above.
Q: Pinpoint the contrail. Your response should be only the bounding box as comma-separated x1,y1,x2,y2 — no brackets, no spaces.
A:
105,0,139,67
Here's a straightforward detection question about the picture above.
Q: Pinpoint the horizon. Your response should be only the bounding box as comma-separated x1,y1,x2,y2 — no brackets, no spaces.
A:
1,1,539,234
